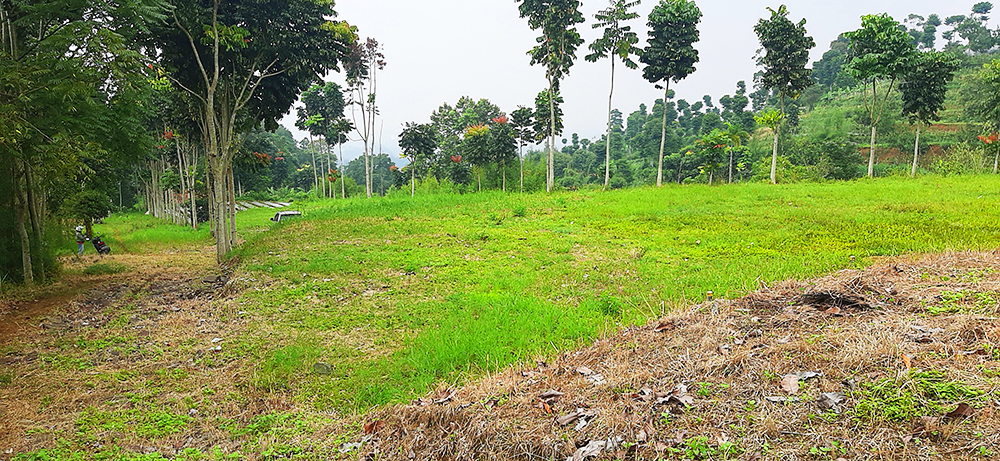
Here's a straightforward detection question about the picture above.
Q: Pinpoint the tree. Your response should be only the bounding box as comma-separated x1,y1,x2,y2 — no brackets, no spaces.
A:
510,107,535,192
942,4,997,54
66,190,115,238
156,0,356,261
516,0,586,192
696,129,728,184
430,97,502,183
296,82,348,198
722,122,749,183
345,38,385,199
586,0,642,190
899,51,960,177
398,122,437,196
640,0,702,187
462,124,491,191
754,5,816,185
533,89,565,154
844,13,917,178
1,0,166,283
487,117,519,191
967,59,1000,172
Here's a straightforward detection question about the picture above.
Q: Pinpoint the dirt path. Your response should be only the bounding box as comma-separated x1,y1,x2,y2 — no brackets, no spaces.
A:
0,250,217,346
0,248,224,454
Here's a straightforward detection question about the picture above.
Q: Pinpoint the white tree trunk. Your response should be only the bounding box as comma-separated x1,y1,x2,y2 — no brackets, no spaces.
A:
657,83,670,187
770,127,779,185
604,57,615,190
911,122,920,178
868,125,877,178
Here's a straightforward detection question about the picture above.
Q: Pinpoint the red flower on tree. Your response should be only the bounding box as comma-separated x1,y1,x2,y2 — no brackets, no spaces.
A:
978,132,999,144
492,116,508,124
451,155,462,163
390,165,398,172
163,130,174,140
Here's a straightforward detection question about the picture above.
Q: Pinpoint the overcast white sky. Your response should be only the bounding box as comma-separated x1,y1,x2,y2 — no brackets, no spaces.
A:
279,0,991,163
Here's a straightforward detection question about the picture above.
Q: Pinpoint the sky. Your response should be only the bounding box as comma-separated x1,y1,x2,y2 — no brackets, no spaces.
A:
278,0,991,163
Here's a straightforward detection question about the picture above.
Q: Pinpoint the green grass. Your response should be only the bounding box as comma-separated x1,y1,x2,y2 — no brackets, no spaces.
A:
81,262,129,275
93,213,211,254
227,175,1000,412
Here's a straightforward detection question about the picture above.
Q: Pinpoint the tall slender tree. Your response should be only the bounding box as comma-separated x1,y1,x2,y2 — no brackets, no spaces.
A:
640,0,702,187
899,51,960,177
516,0,586,192
586,0,642,190
510,107,535,192
844,13,917,178
398,122,437,196
754,5,815,185
345,38,386,198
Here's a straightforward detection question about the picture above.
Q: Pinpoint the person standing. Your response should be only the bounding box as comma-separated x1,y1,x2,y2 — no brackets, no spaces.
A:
75,226,87,255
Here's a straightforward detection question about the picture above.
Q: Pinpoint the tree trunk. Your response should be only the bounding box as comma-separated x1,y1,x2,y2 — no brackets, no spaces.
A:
911,122,920,178
411,167,415,197
657,83,670,187
309,138,319,197
339,143,346,199
548,75,556,192
770,127,779,185
228,164,237,250
728,149,734,184
604,57,615,190
13,164,33,285
503,165,507,192
519,143,524,193
868,125,877,178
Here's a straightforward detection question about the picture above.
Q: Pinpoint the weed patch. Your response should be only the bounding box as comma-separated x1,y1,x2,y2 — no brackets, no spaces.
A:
76,404,191,438
853,369,985,423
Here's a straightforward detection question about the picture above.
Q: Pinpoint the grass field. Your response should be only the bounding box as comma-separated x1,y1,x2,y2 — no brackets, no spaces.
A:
5,175,999,460
223,175,1000,411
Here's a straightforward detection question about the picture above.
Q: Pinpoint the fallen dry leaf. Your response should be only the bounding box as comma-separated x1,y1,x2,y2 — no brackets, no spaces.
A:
576,366,594,376
363,420,386,435
570,440,605,461
944,403,974,420
538,390,564,402
780,375,800,395
653,321,675,332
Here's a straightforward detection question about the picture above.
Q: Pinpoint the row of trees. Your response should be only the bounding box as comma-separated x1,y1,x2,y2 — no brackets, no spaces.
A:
4,0,999,283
